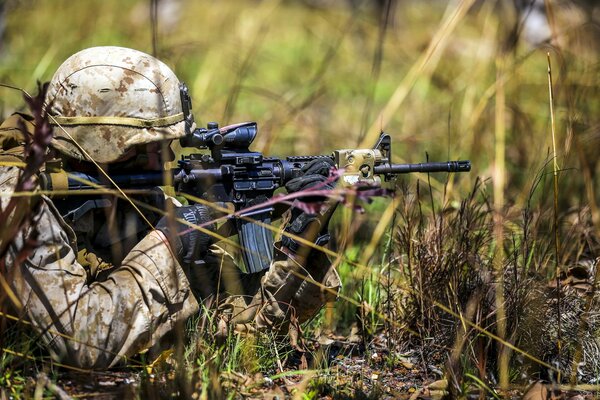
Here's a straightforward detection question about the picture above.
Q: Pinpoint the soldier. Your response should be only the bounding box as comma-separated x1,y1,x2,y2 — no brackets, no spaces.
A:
0,46,340,369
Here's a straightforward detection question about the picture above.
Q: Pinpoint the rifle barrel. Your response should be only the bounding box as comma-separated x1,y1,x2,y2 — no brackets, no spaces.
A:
373,160,471,174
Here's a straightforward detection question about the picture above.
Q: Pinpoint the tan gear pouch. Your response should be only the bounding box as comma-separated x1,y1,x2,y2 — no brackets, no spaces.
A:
0,113,35,161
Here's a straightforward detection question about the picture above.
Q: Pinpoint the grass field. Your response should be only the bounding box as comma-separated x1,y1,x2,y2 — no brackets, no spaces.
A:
1,0,599,398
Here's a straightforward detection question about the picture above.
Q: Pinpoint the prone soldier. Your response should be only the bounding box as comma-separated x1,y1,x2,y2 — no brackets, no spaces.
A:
0,46,340,369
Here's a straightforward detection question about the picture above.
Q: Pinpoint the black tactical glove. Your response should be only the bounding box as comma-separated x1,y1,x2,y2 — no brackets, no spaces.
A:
156,204,216,268
281,158,338,258
285,158,336,195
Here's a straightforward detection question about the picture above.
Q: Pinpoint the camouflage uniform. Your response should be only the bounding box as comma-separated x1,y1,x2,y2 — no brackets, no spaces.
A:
0,47,340,369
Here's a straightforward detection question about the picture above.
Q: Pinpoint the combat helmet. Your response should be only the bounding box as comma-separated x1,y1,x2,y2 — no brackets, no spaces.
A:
45,46,194,163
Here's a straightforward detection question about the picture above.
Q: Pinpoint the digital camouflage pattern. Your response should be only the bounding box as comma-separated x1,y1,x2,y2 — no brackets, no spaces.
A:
0,45,340,369
45,46,189,163
0,116,340,369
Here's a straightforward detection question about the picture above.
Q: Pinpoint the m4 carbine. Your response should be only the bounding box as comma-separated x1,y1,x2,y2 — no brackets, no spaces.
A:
40,122,471,274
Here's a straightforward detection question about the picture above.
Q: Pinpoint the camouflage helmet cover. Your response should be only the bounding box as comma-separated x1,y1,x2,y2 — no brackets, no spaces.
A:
46,46,190,163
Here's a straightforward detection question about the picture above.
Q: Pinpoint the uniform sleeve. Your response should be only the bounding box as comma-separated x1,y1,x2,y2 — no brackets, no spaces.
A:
1,167,199,369
219,242,340,334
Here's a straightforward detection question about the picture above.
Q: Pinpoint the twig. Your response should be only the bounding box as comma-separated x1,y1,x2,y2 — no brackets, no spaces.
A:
36,372,72,400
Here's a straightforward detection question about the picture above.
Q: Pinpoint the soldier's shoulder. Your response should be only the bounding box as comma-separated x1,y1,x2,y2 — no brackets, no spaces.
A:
0,166,23,213
0,112,35,160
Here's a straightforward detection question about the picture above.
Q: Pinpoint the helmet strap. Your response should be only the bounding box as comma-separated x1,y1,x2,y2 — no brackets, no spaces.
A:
179,82,195,136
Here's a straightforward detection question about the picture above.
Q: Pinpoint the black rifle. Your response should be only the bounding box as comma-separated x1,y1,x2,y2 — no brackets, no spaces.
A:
40,121,471,273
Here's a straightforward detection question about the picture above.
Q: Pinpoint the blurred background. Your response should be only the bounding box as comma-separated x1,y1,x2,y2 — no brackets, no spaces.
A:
1,0,598,209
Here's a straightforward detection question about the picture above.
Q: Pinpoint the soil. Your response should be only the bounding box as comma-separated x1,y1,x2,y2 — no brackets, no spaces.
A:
46,332,599,399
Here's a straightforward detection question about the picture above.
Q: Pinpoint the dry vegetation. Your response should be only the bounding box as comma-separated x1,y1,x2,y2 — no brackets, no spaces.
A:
0,0,599,398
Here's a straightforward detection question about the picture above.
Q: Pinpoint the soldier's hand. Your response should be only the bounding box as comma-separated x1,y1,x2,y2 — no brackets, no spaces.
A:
281,158,338,257
156,204,216,267
285,158,336,200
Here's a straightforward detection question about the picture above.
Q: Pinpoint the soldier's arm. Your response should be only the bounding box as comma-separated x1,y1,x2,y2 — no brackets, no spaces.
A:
2,166,199,369
218,212,341,334
216,160,341,333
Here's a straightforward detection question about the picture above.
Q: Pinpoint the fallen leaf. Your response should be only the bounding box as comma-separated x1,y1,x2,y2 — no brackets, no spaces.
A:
318,336,334,346
522,381,549,400
428,379,448,390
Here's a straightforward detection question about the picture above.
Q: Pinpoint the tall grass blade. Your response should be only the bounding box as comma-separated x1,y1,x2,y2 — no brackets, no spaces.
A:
494,55,508,389
360,0,476,150
547,52,562,381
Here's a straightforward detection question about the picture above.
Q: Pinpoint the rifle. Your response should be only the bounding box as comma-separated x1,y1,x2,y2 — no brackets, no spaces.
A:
40,121,471,273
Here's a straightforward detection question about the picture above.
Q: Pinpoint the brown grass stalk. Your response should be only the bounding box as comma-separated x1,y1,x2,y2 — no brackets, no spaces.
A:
494,54,508,389
547,52,562,382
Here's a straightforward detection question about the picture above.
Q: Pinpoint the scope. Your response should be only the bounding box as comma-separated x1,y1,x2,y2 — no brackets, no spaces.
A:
180,122,257,150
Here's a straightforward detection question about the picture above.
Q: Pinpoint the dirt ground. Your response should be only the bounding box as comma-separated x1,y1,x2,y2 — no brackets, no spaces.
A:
37,332,598,400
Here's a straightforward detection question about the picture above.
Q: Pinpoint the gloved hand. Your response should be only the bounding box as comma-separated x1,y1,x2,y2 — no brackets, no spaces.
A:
285,158,336,197
281,158,338,258
155,204,216,268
